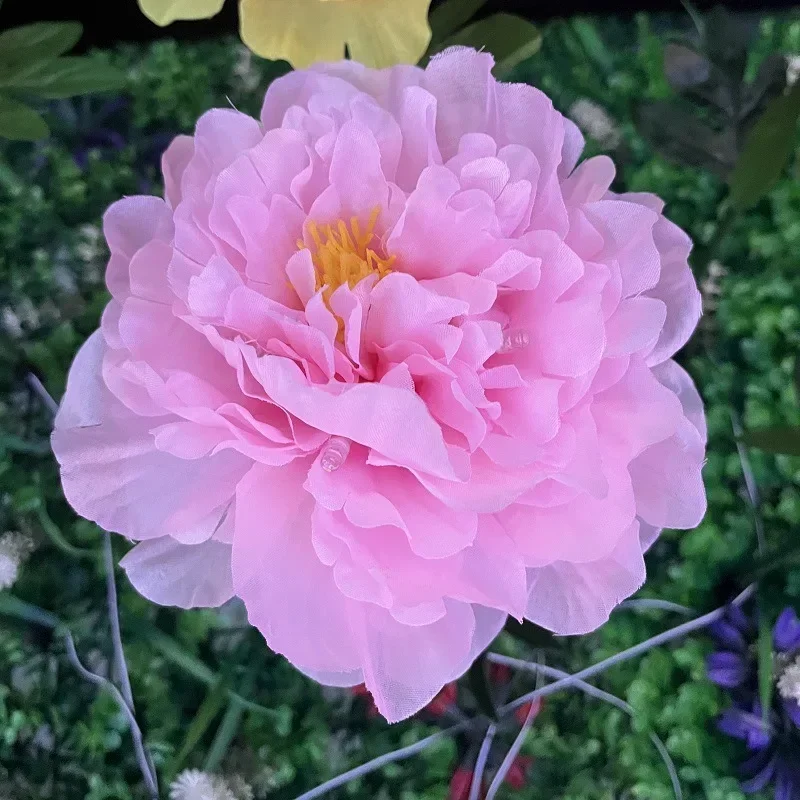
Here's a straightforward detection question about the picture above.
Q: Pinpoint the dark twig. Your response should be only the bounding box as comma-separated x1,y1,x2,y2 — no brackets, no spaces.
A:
26,373,59,417
494,584,756,714
103,531,135,710
293,721,472,800
470,722,496,800
63,629,159,799
296,585,755,800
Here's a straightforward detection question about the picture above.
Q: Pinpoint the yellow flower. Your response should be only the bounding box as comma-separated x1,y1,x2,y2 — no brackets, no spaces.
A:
139,0,226,26
138,0,433,69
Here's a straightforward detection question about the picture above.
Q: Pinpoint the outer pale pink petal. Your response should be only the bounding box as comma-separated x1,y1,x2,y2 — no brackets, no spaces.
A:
499,460,636,565
559,117,585,177
191,108,263,177
453,515,527,618
643,217,702,366
52,332,250,541
468,605,508,662
104,196,174,300
161,135,194,209
233,461,362,679
357,599,476,722
423,47,496,160
561,155,614,205
260,69,363,130
629,359,707,530
525,521,645,635
120,537,234,608
653,359,707,441
628,426,707,530
638,520,662,553
395,85,442,192
592,355,684,462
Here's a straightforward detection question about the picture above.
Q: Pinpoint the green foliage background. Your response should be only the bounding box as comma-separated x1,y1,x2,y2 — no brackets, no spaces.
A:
0,11,799,800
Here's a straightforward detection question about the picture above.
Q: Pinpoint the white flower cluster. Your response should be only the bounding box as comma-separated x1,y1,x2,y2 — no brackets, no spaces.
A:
777,655,800,704
569,98,621,149
169,770,253,800
0,532,35,591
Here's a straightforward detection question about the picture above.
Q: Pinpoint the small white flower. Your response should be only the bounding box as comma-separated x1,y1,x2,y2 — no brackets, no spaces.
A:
169,770,237,800
777,656,800,704
226,775,254,800
1,307,23,339
169,770,215,800
0,532,34,591
787,55,800,87
233,45,260,93
569,98,621,148
0,551,19,592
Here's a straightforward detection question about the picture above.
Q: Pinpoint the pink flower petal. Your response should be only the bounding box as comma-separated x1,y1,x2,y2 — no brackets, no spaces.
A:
233,461,361,678
525,521,645,634
121,536,234,608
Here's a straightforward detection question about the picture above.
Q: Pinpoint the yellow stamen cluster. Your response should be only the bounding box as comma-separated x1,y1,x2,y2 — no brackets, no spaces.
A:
298,207,395,309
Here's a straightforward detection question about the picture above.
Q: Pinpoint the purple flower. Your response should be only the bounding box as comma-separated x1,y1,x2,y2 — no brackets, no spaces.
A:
775,608,800,654
707,651,749,688
709,605,800,796
717,703,772,750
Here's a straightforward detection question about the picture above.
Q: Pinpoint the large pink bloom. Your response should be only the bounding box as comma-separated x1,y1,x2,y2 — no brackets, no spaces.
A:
53,48,706,722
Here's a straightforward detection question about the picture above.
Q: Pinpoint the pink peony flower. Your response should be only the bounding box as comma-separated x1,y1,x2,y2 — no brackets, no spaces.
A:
53,47,706,722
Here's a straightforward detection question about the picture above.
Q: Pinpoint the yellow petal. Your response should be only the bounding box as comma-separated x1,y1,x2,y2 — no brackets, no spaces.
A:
138,0,226,26
240,0,349,66
345,0,433,68
239,0,432,68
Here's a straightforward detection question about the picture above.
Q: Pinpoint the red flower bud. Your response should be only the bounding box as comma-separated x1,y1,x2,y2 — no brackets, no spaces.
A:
514,697,543,726
427,682,458,716
504,754,534,790
449,768,486,800
489,663,513,685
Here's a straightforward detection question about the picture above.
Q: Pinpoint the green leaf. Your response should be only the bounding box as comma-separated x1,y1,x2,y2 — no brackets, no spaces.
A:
757,612,773,725
729,83,800,209
429,0,490,44
440,13,541,76
150,630,216,683
5,57,126,98
468,654,496,720
742,424,800,456
204,695,246,772
570,18,613,75
0,94,48,140
166,679,228,783
31,502,96,560
0,22,82,79
0,594,60,628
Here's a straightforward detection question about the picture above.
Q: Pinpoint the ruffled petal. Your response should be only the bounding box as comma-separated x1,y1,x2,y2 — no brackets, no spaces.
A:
53,332,250,541
524,521,645,634
120,536,234,608
233,461,361,679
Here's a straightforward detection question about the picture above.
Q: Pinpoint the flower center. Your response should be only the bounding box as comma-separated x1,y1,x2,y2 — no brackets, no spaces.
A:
299,207,394,309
